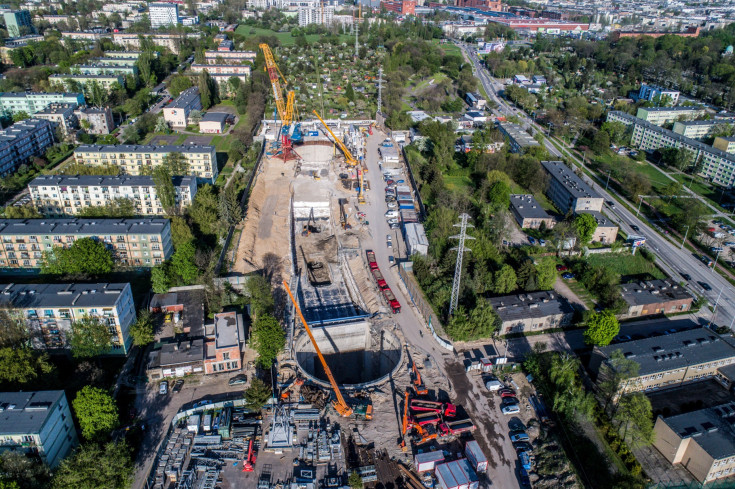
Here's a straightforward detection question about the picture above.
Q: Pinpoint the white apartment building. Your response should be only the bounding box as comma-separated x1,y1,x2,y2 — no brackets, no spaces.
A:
638,84,680,105
0,391,78,468
29,175,198,216
162,87,202,129
0,282,137,354
298,5,334,26
148,2,179,27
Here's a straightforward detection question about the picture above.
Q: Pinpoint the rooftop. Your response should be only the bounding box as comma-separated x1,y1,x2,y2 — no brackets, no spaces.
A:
598,326,735,377
35,104,76,115
213,311,244,349
0,218,170,236
149,289,205,338
29,174,195,189
638,106,706,112
0,283,130,309
509,194,551,219
662,401,735,460
498,122,540,149
201,112,228,124
152,339,204,368
49,74,124,79
168,87,200,109
0,119,50,143
488,290,574,322
620,279,694,307
0,92,82,99
578,210,616,228
0,391,66,435
75,144,215,154
541,160,600,200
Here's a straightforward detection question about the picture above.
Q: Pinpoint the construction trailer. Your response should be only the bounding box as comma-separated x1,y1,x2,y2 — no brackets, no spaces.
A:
415,450,445,473
434,459,479,489
464,440,488,473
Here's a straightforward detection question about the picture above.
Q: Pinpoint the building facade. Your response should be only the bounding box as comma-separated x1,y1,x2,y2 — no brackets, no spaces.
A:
162,87,202,129
638,84,680,105
509,194,555,229
49,74,125,92
489,290,574,335
380,0,416,15
0,119,55,176
619,280,695,319
204,312,245,374
33,104,78,137
73,144,218,183
71,64,138,76
0,282,137,354
148,2,180,27
3,10,33,37
74,106,115,134
29,174,198,216
0,218,173,270
540,160,605,214
199,112,227,134
713,136,735,154
203,50,256,64
672,120,735,140
635,106,708,126
0,391,78,468
0,92,85,116
190,64,251,76
298,5,334,25
498,122,540,153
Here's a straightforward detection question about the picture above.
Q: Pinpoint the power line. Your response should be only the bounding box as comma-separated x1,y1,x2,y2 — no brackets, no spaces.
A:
449,213,474,317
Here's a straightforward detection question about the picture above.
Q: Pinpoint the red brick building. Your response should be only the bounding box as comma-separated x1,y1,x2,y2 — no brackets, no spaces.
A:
456,0,502,11
618,280,694,319
609,26,700,41
381,0,416,15
204,311,245,374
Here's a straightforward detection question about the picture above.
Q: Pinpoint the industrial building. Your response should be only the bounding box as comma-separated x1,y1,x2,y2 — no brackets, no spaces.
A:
28,174,198,216
73,144,218,183
0,282,137,354
618,280,694,319
540,160,604,214
489,291,575,335
0,92,85,116
498,122,540,153
0,218,173,269
509,194,555,229
0,391,78,468
0,119,55,176
163,87,202,129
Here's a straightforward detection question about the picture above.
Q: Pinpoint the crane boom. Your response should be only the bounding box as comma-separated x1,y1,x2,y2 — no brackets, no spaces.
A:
312,110,357,166
282,281,353,417
260,43,287,125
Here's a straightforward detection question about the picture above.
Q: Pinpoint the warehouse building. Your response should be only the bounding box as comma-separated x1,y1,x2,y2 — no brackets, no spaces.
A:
618,279,694,319
489,290,574,335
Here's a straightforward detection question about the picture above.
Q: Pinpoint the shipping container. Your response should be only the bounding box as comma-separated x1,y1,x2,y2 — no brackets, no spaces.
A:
400,209,419,223
435,459,476,489
202,414,212,432
187,414,200,434
415,450,445,473
464,440,488,473
452,459,479,489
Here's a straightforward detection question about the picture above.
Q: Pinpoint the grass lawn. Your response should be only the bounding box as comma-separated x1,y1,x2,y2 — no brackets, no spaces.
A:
431,40,462,57
444,175,473,193
414,72,449,91
565,279,596,309
234,25,351,46
670,172,730,212
585,252,666,281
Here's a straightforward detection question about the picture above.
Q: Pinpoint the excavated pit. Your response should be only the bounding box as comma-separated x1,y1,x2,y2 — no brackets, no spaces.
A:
294,321,403,389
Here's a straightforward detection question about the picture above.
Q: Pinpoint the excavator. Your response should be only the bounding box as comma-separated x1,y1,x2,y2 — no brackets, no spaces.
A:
260,43,301,161
406,347,428,396
312,110,366,204
400,389,409,452
283,281,372,420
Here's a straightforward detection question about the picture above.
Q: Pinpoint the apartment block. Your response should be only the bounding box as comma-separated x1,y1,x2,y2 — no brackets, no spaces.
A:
190,64,251,76
0,92,85,116
619,279,694,319
0,391,78,468
0,119,55,176
73,106,115,134
0,282,137,354
607,111,735,187
205,72,250,95
111,33,200,54
162,87,202,129
638,84,680,105
203,50,256,64
29,174,198,216
148,2,179,27
49,74,125,92
0,218,173,269
298,5,334,26
540,160,604,214
672,119,735,140
73,144,217,183
89,57,139,68
654,401,735,483
579,210,619,244
3,10,33,37
635,106,707,126
489,290,574,335
509,194,555,229
589,327,735,396
33,104,78,137
713,136,735,154
498,122,540,153
204,312,245,374
71,64,138,77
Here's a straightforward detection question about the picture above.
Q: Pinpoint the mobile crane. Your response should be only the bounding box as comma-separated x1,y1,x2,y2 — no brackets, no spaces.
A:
406,347,428,396
283,281,372,420
260,43,301,161
312,110,365,204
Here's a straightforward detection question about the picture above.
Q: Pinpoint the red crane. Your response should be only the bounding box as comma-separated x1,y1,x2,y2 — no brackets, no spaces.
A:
242,439,256,472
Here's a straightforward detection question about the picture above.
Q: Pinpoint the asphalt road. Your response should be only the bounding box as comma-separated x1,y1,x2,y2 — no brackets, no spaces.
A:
459,42,735,329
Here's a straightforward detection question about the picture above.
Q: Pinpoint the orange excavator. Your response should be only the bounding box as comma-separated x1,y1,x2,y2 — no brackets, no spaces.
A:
283,281,372,420
407,348,428,396
400,389,410,452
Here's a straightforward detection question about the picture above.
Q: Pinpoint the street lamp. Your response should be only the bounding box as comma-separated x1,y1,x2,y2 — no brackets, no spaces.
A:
636,196,644,217
605,170,611,190
713,248,723,273
680,225,690,250
710,286,724,328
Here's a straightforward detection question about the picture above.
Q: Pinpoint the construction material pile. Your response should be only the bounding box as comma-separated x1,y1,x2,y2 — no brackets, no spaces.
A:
301,384,329,409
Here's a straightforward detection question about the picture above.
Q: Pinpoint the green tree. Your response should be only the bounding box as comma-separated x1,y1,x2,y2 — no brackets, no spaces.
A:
152,166,176,215
41,238,114,276
345,83,355,102
573,213,598,245
218,184,242,226
3,204,41,219
198,70,219,110
614,392,655,447
348,471,363,489
170,241,198,284
151,264,172,294
189,184,220,235
598,349,640,411
129,310,154,347
601,121,628,145
0,347,53,385
487,180,511,210
163,152,189,175
584,310,620,346
591,130,611,154
243,378,272,412
535,257,557,290
549,353,595,419
492,265,517,294
72,386,119,441
52,441,133,489
247,275,274,318
168,75,193,98
251,314,285,369
170,216,194,249
12,111,30,123
68,316,112,358
0,450,51,489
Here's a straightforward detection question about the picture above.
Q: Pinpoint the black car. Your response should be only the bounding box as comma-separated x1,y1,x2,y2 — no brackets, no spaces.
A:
699,281,712,291
514,441,532,453
173,379,184,393
681,272,692,281
630,225,640,232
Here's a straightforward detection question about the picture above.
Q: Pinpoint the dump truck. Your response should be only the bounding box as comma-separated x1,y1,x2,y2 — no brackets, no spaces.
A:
382,288,401,313
366,250,378,270
410,399,456,417
371,269,389,290
439,418,475,436
410,411,441,427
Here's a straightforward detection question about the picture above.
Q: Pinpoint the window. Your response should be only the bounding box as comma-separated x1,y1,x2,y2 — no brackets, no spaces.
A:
223,352,230,360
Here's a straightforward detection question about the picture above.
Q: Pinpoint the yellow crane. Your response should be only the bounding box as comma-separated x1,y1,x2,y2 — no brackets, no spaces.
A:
312,109,365,203
283,281,372,419
260,43,300,160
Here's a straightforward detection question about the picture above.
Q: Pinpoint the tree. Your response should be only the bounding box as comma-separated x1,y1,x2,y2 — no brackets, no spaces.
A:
163,152,189,175
170,216,194,249
548,353,595,419
345,83,355,102
198,70,219,110
218,184,242,226
599,349,640,411
41,238,114,276
170,241,198,284
584,310,620,346
0,347,53,386
129,310,154,347
0,450,51,489
189,184,219,235
168,74,193,98
151,264,172,294
189,109,203,124
492,265,517,294
12,111,30,123
487,180,511,210
601,121,628,145
152,166,176,215
591,130,611,154
573,213,598,245
52,441,133,489
0,306,29,347
251,314,285,369
154,116,170,134
243,378,272,412
614,392,655,447
535,257,557,290
247,275,274,318
68,316,112,358
348,471,363,489
72,386,119,441
3,204,42,219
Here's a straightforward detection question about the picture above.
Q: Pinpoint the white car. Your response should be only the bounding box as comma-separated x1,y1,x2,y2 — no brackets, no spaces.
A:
387,218,399,225
385,210,398,218
502,404,520,415
486,380,503,391
387,202,397,209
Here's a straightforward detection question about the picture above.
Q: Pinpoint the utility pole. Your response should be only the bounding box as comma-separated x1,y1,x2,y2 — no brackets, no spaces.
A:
680,225,689,250
448,213,475,317
354,2,359,59
376,66,383,118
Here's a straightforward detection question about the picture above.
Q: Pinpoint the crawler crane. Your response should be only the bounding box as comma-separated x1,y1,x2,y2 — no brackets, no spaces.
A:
260,43,301,161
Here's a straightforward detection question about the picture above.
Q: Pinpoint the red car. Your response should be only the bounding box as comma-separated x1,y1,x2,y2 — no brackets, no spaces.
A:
499,388,515,397
556,264,568,272
500,392,517,399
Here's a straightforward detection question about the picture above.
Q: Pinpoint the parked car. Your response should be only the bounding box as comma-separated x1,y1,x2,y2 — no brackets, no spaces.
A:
502,404,521,415
519,468,531,487
514,441,532,453
510,432,530,443
502,397,519,406
228,374,248,386
538,239,546,247
159,381,168,395
193,400,212,408
386,234,392,241
562,272,575,279
680,272,692,281
387,202,397,209
527,236,536,245
388,218,399,225
387,240,392,248
499,388,516,397
485,379,504,391
389,256,395,264
173,379,184,393
556,264,568,272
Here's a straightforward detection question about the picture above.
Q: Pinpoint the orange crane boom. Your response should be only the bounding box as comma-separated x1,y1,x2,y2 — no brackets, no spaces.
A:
283,281,353,417
312,110,364,202
400,389,409,451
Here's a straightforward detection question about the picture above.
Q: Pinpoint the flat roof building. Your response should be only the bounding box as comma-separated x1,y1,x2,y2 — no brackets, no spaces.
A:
147,338,204,380
0,119,55,176
199,112,228,134
540,160,605,214
202,50,256,64
3,10,33,37
149,2,180,27
638,84,680,105
619,279,694,319
33,103,78,137
498,122,540,153
589,325,735,396
49,74,125,92
0,282,137,354
29,174,197,217
489,290,574,335
635,106,708,126
509,194,554,229
0,390,77,468
578,210,619,244
162,87,202,129
672,119,735,140
73,106,115,135
0,218,173,270
713,136,735,154
204,311,245,375
0,92,85,116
